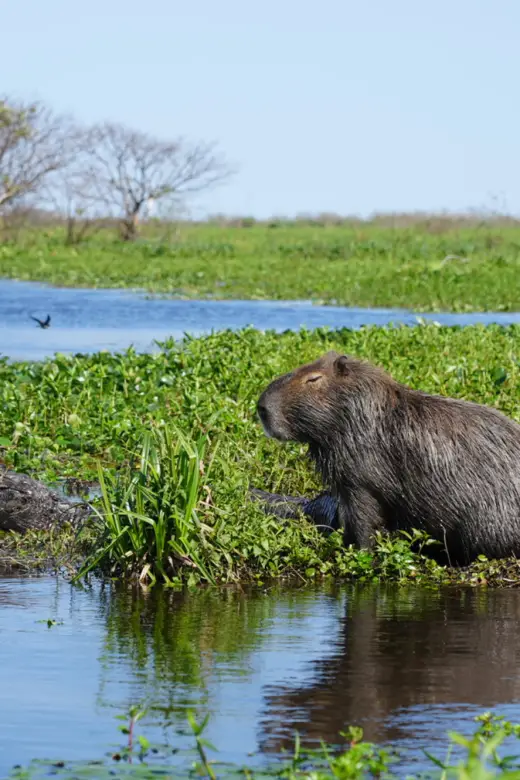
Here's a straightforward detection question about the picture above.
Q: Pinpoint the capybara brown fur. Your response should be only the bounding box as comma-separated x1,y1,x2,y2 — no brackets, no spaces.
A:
256,350,520,565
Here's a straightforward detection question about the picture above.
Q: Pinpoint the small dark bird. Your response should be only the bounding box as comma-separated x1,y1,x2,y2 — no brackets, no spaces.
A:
30,315,51,329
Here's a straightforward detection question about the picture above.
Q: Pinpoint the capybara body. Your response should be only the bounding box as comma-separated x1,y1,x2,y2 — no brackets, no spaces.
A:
257,351,520,565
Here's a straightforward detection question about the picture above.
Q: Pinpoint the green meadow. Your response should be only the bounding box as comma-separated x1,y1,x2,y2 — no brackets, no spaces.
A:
1,220,520,311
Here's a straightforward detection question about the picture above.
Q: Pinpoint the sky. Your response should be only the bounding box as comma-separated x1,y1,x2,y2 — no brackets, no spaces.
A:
3,0,520,219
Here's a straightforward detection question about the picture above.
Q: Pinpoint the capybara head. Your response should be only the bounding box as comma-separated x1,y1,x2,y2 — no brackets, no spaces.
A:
257,350,391,444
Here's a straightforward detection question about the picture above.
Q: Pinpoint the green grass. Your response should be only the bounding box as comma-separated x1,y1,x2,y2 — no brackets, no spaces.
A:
9,709,520,778
2,322,520,585
1,222,520,310
79,426,222,585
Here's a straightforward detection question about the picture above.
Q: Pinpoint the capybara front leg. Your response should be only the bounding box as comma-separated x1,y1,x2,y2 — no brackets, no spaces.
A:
338,488,386,550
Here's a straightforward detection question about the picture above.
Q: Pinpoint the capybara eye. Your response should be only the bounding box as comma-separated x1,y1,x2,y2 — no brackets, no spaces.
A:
305,374,322,384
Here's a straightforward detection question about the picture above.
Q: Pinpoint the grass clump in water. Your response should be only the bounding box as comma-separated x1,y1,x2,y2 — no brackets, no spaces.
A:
80,426,220,586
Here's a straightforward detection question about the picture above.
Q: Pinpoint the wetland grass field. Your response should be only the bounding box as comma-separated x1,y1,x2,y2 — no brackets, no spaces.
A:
2,314,520,587
2,219,520,311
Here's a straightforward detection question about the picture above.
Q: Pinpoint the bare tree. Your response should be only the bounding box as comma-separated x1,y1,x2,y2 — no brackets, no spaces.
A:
76,122,234,240
0,97,76,215
45,166,107,245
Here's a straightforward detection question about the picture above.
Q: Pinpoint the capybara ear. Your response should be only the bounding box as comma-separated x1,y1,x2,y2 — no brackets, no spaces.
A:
333,355,350,376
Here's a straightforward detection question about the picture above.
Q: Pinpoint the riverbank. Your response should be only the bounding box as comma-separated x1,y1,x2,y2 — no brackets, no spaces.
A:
1,222,520,311
2,322,520,586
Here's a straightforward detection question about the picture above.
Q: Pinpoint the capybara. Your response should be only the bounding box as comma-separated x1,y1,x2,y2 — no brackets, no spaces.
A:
256,350,520,565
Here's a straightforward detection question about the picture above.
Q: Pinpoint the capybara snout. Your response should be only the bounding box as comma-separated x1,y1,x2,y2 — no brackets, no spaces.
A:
256,372,295,441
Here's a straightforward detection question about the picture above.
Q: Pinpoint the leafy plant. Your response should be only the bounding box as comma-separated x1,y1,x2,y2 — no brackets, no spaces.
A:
1,322,520,586
76,425,219,586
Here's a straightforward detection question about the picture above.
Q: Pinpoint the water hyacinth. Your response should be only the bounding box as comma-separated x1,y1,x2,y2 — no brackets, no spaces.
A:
1,322,520,585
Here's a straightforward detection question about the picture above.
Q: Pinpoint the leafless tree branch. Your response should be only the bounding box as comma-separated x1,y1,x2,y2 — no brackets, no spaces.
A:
76,122,235,240
0,97,77,214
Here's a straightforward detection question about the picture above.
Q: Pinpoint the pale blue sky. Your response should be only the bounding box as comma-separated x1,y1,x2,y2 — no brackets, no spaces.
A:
4,0,520,218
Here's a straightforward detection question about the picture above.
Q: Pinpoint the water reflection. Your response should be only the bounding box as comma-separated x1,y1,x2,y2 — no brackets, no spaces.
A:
0,578,519,775
259,586,520,751
94,584,338,719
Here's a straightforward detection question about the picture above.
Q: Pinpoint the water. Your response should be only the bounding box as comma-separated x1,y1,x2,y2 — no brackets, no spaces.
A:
2,279,520,361
1,578,519,776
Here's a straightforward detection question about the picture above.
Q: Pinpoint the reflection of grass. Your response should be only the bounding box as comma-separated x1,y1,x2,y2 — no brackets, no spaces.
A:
100,586,271,692
1,323,520,584
2,223,520,311
9,709,520,778
97,583,329,711
95,583,338,735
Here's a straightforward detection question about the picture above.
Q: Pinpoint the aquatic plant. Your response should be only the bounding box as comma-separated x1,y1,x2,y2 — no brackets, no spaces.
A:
8,709,520,778
1,322,520,585
76,425,220,585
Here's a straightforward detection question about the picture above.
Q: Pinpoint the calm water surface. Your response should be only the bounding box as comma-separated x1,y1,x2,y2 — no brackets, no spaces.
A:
2,279,520,361
1,578,519,775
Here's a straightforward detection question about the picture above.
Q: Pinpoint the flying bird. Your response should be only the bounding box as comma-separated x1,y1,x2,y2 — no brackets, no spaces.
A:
30,315,51,329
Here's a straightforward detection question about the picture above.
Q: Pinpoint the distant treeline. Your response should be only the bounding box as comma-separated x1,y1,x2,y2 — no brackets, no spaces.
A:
4,205,520,238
